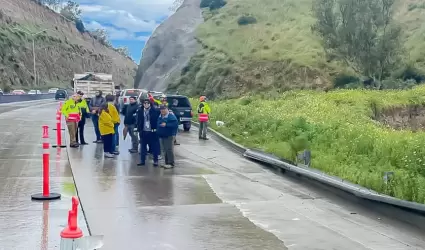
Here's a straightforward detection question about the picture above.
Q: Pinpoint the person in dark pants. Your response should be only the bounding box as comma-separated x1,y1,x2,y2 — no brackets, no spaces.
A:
136,99,160,166
105,94,120,154
113,93,120,147
157,105,178,169
75,92,89,145
124,96,139,153
98,104,115,158
89,90,105,143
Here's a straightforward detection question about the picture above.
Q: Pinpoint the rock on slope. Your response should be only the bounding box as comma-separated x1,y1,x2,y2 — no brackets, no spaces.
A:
134,0,203,92
0,0,137,90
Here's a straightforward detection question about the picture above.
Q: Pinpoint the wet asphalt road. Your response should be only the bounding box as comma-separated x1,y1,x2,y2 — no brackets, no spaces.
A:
1,102,425,249
0,100,88,250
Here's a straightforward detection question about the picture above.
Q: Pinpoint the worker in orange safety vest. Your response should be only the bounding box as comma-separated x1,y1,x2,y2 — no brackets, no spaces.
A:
197,95,211,140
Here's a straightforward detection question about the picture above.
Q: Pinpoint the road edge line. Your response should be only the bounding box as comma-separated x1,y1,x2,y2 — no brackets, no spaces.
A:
62,122,93,236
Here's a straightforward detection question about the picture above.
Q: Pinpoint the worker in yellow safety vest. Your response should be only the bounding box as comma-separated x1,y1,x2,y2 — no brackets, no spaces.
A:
197,95,211,140
61,94,81,147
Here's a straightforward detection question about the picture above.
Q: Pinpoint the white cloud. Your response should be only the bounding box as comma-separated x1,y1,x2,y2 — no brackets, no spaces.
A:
84,21,150,41
79,5,158,33
79,0,176,20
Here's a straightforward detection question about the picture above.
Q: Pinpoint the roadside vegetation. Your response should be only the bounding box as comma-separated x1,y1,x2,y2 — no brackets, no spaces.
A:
191,85,425,204
169,0,425,97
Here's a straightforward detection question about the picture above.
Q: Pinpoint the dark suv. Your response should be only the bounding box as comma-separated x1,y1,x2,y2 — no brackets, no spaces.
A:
55,89,68,100
166,95,193,131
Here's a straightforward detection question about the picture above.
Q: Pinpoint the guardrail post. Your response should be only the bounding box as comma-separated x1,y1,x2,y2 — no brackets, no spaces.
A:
297,150,311,167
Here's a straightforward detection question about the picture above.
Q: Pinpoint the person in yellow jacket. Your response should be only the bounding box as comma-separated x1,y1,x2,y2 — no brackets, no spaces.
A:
197,95,211,140
98,104,115,158
61,94,81,147
106,94,120,154
76,91,89,145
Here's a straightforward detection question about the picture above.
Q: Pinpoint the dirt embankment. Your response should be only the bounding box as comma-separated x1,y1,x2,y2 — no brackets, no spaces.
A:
0,0,137,89
378,105,425,131
134,0,203,92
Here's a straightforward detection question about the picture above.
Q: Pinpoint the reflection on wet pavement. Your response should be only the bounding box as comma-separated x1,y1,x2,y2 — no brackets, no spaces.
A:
68,122,287,249
0,102,88,249
69,120,425,249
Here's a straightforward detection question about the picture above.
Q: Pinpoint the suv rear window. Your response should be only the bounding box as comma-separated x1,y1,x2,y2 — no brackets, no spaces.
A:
124,90,140,96
167,97,191,108
56,90,66,94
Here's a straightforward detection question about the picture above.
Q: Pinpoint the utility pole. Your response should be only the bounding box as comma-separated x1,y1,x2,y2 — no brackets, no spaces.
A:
13,27,49,86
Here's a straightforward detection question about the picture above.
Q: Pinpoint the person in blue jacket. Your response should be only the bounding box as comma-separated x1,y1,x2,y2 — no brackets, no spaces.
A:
157,105,178,169
136,98,160,167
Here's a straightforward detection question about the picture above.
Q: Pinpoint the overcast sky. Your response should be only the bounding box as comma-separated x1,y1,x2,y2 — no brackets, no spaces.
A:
74,0,178,62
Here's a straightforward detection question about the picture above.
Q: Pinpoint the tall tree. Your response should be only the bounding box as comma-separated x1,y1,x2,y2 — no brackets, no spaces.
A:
91,28,111,46
45,0,60,11
60,1,82,21
312,0,402,84
116,47,130,57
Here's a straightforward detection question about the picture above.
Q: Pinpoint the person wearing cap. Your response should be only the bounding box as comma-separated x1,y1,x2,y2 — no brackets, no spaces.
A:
105,94,120,154
98,104,115,158
124,96,139,153
61,94,81,148
197,95,211,140
136,98,160,166
75,91,89,145
89,90,105,143
157,104,178,168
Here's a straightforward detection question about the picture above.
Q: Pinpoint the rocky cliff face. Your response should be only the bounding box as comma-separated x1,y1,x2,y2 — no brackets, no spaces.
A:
0,0,137,90
134,0,203,92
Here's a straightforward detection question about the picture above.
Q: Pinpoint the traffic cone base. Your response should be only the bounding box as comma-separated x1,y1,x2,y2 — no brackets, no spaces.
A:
31,193,61,201
61,227,83,239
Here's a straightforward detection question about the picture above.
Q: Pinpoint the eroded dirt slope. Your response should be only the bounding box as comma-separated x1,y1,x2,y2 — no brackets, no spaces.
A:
0,0,137,89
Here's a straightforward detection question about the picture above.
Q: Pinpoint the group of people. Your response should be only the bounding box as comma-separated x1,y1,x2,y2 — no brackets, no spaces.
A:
60,90,212,169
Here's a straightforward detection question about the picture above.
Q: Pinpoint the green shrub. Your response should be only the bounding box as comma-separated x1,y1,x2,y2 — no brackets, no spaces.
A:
333,73,359,88
200,0,227,10
237,16,257,26
393,64,425,83
75,19,85,33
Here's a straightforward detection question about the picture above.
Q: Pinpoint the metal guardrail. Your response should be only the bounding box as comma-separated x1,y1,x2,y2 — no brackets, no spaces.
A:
243,149,425,213
191,120,425,215
0,93,55,104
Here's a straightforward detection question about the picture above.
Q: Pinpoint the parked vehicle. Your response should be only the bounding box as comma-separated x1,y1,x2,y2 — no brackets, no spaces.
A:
48,88,59,94
55,89,68,100
166,95,193,131
11,90,25,95
28,90,42,94
119,89,146,114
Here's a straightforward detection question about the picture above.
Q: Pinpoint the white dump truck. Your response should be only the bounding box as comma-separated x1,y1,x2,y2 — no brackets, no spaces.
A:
72,72,115,103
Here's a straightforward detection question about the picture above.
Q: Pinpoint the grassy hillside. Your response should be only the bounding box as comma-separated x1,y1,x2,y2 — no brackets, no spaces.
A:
170,0,425,97
191,85,425,203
